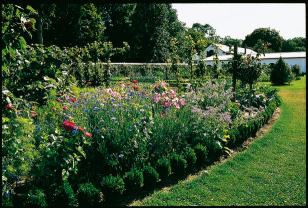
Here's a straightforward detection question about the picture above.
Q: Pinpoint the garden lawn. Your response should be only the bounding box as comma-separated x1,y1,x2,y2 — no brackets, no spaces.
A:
130,76,306,206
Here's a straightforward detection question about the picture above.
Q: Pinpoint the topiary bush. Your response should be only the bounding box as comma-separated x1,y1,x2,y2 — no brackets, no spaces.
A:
184,147,197,170
156,157,171,180
170,153,187,176
291,64,302,77
142,163,159,189
270,57,294,85
76,183,100,207
194,144,208,166
54,180,77,206
123,167,143,193
100,174,125,201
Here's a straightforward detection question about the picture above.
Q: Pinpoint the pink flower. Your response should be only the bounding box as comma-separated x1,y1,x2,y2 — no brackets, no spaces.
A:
70,98,77,102
78,126,84,131
63,121,75,132
63,106,67,110
165,102,171,107
155,84,160,88
180,99,186,106
31,113,36,118
84,132,92,137
57,99,63,102
164,96,170,101
120,84,125,88
52,108,56,111
161,81,167,87
175,103,180,109
153,96,159,103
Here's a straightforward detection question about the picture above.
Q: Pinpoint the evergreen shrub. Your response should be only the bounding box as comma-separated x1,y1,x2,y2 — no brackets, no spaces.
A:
184,147,197,170
76,183,100,207
142,164,159,189
100,174,125,201
156,157,171,180
123,167,143,192
270,57,294,85
170,153,187,176
194,144,208,165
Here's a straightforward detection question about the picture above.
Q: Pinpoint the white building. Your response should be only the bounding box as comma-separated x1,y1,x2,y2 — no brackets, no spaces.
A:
195,44,306,73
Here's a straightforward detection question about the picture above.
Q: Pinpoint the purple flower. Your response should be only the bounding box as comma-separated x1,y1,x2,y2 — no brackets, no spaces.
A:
95,130,98,134
109,154,113,157
13,175,18,180
148,143,152,146
119,154,124,158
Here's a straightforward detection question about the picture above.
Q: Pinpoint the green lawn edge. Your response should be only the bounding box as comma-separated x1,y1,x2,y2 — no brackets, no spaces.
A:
130,76,306,206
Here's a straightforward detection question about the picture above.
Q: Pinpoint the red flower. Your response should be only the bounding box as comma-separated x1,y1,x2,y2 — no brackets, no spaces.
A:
71,92,76,95
52,108,56,111
126,83,131,86
57,99,63,102
132,80,138,83
133,85,139,90
32,106,35,109
58,94,63,97
6,105,14,110
26,22,32,30
84,132,92,137
70,98,77,102
31,113,36,118
78,126,84,131
63,121,75,132
86,82,91,84
119,82,123,84
63,106,67,110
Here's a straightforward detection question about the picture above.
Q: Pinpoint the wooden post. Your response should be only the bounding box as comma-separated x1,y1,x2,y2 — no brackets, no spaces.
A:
232,44,238,102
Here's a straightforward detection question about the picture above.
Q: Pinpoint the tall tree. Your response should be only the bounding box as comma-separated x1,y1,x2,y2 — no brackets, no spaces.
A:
243,27,283,52
129,3,184,63
39,4,104,48
282,37,306,52
97,3,136,62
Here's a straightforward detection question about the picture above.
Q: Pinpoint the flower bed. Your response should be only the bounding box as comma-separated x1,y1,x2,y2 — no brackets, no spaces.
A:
2,79,280,206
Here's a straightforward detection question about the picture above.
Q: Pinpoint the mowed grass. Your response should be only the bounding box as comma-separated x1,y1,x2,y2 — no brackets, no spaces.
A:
130,76,306,206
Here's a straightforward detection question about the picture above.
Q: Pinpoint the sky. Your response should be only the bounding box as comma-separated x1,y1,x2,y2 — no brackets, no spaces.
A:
172,3,306,40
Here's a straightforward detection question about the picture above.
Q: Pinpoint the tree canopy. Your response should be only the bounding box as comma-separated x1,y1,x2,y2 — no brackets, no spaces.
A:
243,28,284,52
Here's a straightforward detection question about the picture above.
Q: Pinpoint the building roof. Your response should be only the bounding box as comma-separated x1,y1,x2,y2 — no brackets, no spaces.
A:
201,51,306,62
258,51,306,59
211,43,258,55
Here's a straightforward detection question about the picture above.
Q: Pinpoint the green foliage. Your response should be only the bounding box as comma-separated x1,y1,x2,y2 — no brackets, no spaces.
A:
54,180,77,206
156,157,171,180
184,147,197,170
123,167,143,192
77,183,100,207
270,57,294,85
282,37,306,52
24,188,48,207
243,27,284,52
183,35,197,80
291,64,302,77
100,174,125,201
170,152,187,176
142,163,159,189
194,144,208,165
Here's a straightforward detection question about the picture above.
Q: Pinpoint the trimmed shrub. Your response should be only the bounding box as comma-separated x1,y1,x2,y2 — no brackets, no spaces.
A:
142,164,159,189
291,64,302,77
170,153,187,176
23,188,48,207
184,147,197,170
100,174,125,201
156,157,171,180
194,144,208,165
270,57,294,85
123,167,143,192
76,183,100,207
54,180,77,206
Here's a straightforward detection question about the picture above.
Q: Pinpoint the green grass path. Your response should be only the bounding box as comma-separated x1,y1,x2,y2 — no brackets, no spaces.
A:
130,77,306,206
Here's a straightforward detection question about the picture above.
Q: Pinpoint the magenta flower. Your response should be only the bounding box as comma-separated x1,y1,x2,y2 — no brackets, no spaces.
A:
63,121,75,132
165,102,171,107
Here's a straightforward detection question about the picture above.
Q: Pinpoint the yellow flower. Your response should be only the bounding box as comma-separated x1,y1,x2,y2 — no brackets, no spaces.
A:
224,135,230,139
